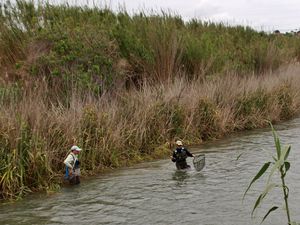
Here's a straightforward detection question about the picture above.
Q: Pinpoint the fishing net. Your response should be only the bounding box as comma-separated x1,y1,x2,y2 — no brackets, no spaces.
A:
193,154,205,171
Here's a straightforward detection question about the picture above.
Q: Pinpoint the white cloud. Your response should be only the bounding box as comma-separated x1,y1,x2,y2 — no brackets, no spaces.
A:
79,0,300,31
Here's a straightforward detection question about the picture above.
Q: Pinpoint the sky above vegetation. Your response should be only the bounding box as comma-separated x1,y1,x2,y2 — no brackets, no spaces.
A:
5,0,299,32
105,0,300,32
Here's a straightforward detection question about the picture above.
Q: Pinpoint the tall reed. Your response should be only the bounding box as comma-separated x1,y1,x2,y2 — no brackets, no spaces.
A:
1,1,300,93
243,123,299,225
1,64,300,199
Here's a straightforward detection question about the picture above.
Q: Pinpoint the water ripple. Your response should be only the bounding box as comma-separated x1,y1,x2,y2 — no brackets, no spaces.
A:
1,118,300,224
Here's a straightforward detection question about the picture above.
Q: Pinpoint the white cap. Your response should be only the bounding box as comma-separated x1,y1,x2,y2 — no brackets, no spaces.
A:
71,145,82,151
176,140,183,146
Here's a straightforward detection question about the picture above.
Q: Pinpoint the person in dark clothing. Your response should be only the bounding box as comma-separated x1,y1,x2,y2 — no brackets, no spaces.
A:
171,140,194,170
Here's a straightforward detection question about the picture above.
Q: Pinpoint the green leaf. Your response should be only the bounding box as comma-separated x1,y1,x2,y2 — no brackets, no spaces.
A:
243,162,271,199
236,153,243,161
284,145,291,160
270,122,281,160
252,183,277,216
262,183,277,197
261,206,278,224
280,146,290,163
252,194,263,217
267,160,281,184
283,162,290,177
268,146,290,183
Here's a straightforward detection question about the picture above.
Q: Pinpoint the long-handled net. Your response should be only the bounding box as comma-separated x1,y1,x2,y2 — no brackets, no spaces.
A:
193,154,205,171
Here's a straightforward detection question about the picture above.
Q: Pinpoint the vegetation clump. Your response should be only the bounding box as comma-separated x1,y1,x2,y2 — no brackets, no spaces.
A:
1,1,300,200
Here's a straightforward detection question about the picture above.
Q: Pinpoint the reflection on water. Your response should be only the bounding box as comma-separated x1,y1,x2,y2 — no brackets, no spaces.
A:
172,170,190,185
1,118,300,225
172,170,206,187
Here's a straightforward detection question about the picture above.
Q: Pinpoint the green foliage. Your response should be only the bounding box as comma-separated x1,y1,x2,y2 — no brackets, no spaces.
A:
193,99,219,140
138,100,185,143
182,32,221,78
243,123,297,224
0,119,54,199
79,106,100,170
276,84,294,120
168,104,185,137
0,84,22,105
1,1,300,93
235,89,271,129
236,90,269,116
293,39,300,61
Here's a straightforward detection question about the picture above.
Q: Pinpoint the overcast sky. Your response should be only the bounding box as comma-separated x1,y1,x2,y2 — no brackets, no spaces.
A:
102,0,300,32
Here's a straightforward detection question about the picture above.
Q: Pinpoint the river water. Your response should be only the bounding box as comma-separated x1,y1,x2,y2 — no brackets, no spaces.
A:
1,118,300,225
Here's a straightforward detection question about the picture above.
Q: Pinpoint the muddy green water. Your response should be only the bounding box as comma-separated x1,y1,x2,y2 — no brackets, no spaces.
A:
1,118,300,225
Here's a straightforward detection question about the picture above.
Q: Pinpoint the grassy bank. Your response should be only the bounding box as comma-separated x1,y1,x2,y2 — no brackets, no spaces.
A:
1,1,300,94
1,65,300,200
1,1,300,200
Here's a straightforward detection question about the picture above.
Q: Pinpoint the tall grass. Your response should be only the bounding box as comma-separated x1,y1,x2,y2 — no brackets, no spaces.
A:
1,1,300,93
243,123,298,224
1,64,300,199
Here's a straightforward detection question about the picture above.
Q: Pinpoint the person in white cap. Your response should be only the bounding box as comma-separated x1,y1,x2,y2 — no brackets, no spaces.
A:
64,145,82,184
171,140,194,170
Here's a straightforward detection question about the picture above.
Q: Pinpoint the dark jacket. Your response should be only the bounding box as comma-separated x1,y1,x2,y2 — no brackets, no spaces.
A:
171,147,193,169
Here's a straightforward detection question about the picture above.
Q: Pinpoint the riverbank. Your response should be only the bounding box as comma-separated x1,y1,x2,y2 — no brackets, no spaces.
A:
2,1,300,200
1,64,300,200
1,116,300,225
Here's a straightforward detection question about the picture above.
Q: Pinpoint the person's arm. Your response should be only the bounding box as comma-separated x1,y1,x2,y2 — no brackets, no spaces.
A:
171,151,177,162
185,148,194,157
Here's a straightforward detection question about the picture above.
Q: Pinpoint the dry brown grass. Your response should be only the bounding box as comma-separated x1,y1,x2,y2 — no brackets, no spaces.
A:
1,64,300,199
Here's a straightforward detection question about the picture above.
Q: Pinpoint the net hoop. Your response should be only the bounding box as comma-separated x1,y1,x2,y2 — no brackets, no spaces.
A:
193,154,205,171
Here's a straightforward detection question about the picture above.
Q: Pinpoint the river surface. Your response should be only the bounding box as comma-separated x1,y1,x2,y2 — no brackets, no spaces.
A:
1,118,300,225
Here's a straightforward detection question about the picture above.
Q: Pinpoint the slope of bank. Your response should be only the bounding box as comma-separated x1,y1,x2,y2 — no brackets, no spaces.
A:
1,1,300,94
1,65,300,200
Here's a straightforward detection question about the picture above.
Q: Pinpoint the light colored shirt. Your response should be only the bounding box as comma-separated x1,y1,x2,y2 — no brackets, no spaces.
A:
64,152,78,170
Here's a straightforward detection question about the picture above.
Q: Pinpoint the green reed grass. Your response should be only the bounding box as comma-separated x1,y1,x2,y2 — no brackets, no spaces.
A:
243,123,299,225
1,1,300,96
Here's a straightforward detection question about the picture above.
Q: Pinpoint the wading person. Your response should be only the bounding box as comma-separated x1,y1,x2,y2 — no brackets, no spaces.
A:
64,145,82,185
171,140,194,170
